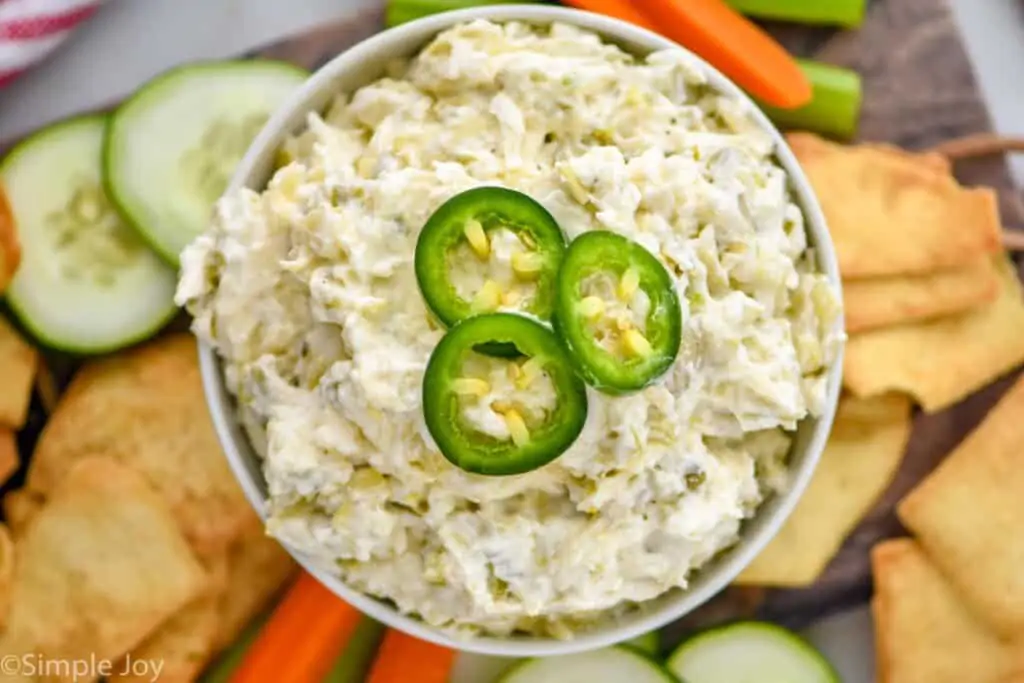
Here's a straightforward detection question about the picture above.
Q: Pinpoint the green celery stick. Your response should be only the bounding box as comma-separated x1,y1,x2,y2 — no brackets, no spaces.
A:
726,0,866,28
386,0,542,27
199,613,271,683
322,617,387,683
385,4,425,28
757,59,862,140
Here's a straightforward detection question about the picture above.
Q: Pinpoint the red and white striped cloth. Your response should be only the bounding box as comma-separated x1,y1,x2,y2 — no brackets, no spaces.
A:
0,0,104,88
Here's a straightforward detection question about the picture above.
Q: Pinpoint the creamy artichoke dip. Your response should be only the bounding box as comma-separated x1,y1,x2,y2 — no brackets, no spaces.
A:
177,20,843,638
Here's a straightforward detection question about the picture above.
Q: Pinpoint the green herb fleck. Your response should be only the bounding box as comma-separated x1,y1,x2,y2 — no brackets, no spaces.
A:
686,471,707,490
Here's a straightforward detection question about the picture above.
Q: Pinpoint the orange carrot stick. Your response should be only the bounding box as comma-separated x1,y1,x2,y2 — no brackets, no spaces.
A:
364,630,457,683
618,0,811,109
560,0,656,30
229,572,363,683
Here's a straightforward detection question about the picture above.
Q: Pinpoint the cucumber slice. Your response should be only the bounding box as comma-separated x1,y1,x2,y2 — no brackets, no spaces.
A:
500,646,679,683
624,631,660,656
450,653,519,683
666,622,839,683
104,60,308,266
1,116,178,354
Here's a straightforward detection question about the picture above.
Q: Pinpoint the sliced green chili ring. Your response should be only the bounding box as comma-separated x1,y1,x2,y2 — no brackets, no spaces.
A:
414,186,567,331
422,313,588,476
554,231,682,395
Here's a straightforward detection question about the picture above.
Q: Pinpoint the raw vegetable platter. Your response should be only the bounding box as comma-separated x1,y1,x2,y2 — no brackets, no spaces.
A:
0,0,1020,681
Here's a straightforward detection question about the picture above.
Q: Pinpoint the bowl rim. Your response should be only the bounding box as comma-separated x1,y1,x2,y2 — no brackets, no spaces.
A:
196,4,845,657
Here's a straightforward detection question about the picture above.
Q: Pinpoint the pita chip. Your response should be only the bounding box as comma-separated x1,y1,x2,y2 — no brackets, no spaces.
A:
843,257,1024,412
3,488,44,538
736,393,912,586
33,358,60,417
111,513,298,682
213,515,297,650
787,132,1001,278
109,597,221,683
898,374,1024,637
0,429,18,488
110,514,296,681
0,314,36,429
0,185,19,294
109,554,229,683
26,333,252,556
860,141,952,174
871,538,1023,683
843,258,1001,333
0,457,206,683
0,523,14,630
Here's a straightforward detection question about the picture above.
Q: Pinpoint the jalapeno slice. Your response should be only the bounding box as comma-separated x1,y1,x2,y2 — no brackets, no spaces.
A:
422,313,588,476
414,187,567,329
554,231,682,394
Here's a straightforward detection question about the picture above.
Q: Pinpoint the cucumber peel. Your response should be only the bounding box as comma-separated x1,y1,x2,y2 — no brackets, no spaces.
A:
666,621,839,683
624,631,660,656
104,59,309,266
1,115,178,354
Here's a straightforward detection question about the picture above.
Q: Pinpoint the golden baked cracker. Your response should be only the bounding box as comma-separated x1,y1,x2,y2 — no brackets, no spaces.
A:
0,457,207,682
109,597,221,683
0,523,14,631
0,429,18,488
0,314,37,429
110,554,229,683
34,358,60,416
843,259,1001,333
898,374,1024,637
844,257,1024,412
786,132,1002,278
0,185,20,294
112,519,295,681
213,513,297,650
3,488,44,538
871,539,1021,683
861,141,952,174
735,393,912,586
25,333,252,556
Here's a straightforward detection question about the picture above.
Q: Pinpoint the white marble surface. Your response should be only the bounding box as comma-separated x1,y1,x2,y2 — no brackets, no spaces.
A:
0,0,377,141
0,0,1016,680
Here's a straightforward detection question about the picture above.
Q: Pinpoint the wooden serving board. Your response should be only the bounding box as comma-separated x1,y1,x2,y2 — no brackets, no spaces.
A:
5,0,1022,645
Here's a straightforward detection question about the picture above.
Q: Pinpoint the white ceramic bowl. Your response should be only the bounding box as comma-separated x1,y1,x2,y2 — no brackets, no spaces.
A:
197,4,845,658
